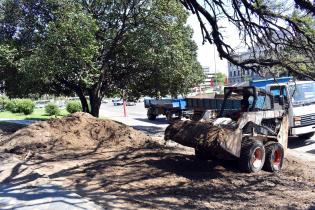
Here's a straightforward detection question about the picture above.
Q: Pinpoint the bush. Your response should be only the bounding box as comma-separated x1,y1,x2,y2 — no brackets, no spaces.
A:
45,103,60,116
0,96,9,111
5,99,20,113
18,99,35,115
6,99,35,115
66,101,82,113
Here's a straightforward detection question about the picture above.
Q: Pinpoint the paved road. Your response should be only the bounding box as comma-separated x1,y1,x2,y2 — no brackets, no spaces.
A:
99,102,315,159
0,119,36,125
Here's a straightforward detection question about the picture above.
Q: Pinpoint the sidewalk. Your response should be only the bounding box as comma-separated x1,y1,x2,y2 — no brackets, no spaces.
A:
0,184,103,210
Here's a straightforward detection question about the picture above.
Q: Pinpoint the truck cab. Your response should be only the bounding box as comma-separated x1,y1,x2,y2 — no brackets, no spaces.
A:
266,81,315,138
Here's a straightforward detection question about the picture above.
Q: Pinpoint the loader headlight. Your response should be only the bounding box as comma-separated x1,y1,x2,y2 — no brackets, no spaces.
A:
294,116,301,126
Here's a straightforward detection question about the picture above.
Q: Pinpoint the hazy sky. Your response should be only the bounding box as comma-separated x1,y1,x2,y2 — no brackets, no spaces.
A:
187,14,242,75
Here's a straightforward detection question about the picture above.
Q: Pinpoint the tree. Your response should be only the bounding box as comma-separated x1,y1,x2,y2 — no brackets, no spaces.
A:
179,0,315,79
214,72,226,85
0,0,203,117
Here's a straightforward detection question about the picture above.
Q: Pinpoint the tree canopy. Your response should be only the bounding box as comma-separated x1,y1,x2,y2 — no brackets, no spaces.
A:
180,0,315,78
0,0,203,116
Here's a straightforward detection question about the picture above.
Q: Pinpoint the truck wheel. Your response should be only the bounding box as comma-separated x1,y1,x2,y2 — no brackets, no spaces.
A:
191,112,203,121
263,142,284,172
195,147,212,160
147,108,157,120
238,139,265,173
166,112,181,123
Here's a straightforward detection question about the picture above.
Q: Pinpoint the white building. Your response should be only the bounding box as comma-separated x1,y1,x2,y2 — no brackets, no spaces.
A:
228,50,275,85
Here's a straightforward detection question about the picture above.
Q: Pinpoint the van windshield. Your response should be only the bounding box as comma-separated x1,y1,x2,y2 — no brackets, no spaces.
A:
289,82,315,106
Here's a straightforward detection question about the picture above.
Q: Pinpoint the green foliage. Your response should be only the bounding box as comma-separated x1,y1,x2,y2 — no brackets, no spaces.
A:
6,99,35,115
214,73,226,85
5,99,19,113
66,101,82,113
0,96,9,111
18,99,35,115
45,103,60,116
0,0,203,116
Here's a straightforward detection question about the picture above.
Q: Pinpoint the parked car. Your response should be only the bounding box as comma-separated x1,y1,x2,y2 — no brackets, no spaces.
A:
35,100,50,108
126,101,136,106
112,98,123,106
102,99,109,104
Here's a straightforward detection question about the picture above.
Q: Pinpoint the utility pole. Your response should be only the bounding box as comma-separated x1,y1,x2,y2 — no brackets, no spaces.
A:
123,90,127,117
213,46,217,90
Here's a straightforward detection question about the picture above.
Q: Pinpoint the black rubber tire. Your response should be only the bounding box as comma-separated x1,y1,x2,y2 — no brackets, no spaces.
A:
238,139,265,173
147,108,157,120
298,132,314,140
263,142,284,172
195,147,212,161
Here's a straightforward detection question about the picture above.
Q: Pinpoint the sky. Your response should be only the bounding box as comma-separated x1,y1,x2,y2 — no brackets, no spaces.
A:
187,14,242,75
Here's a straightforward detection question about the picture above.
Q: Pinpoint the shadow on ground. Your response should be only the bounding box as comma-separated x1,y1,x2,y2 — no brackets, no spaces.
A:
1,144,314,209
134,117,169,125
132,125,165,135
288,136,315,149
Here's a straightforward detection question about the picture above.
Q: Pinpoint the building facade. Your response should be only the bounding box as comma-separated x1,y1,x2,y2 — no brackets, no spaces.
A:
227,51,264,85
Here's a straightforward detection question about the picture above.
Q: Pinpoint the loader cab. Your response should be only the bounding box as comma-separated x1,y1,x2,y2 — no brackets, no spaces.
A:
219,86,275,119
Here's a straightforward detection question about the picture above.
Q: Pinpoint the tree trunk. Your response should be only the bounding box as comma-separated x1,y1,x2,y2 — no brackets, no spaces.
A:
76,90,90,113
89,90,102,117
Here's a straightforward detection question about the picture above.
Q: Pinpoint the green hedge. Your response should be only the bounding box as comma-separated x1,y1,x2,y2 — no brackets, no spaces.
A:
45,103,60,116
66,101,82,113
6,99,35,115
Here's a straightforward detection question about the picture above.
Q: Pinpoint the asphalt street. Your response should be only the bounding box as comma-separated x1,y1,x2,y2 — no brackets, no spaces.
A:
99,102,315,160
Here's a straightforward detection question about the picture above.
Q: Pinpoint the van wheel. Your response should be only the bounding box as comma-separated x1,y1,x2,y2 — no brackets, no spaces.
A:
263,142,284,172
238,139,265,173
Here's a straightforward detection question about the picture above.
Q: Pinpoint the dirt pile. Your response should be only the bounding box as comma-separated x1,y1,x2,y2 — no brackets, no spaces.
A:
0,112,151,155
0,116,314,209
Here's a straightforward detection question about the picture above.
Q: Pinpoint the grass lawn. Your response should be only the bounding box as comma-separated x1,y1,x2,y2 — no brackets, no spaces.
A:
0,108,69,120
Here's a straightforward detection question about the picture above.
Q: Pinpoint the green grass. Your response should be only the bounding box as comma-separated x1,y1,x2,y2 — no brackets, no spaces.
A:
0,108,69,120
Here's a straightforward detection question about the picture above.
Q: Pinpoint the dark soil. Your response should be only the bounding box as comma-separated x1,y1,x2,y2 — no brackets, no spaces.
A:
0,114,314,210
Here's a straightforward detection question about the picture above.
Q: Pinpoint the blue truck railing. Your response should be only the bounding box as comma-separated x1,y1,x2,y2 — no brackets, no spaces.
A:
250,77,293,89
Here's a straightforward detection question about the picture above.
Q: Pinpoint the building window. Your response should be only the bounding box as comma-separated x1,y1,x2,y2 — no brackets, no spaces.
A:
238,70,240,76
234,71,236,76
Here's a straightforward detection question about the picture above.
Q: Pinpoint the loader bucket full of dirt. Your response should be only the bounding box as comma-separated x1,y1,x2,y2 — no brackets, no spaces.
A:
164,121,235,159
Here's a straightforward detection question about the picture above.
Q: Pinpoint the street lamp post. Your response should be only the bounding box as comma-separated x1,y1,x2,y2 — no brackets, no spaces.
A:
123,90,127,117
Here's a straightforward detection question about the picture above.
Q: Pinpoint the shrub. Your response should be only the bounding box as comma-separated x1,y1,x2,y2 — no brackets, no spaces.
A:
66,101,82,113
5,99,20,113
0,96,9,111
18,99,35,115
6,99,35,115
45,103,60,116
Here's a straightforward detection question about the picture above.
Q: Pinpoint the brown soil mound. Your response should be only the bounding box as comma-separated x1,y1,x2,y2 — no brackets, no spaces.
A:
0,112,151,155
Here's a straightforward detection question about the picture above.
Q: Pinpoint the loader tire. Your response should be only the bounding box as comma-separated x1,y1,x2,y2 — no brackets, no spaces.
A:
238,139,265,173
263,142,284,172
195,147,212,161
